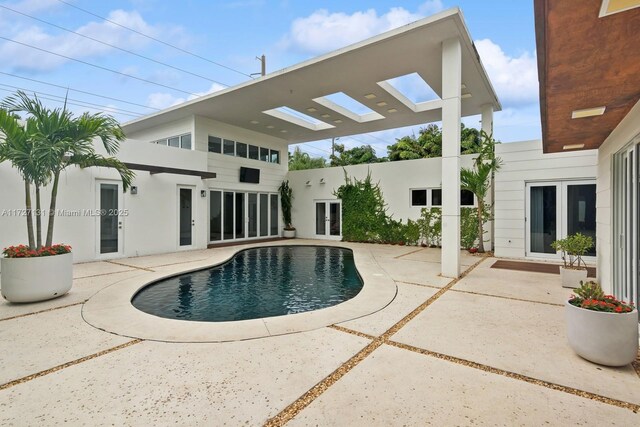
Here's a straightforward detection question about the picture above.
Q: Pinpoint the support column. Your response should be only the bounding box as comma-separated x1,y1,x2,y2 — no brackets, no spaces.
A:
481,104,494,251
441,38,462,278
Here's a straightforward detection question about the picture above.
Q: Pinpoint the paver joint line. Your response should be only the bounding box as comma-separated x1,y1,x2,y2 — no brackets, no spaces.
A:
0,339,142,391
0,301,85,322
264,257,487,427
105,260,155,272
386,340,640,413
328,325,376,341
449,288,565,307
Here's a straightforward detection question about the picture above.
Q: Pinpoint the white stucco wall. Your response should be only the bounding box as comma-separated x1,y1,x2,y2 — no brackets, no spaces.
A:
286,155,476,240
493,140,597,260
595,100,640,294
0,116,289,265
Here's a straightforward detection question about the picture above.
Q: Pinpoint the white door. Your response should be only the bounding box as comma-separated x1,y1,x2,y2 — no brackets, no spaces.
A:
96,181,124,258
315,200,342,240
526,180,596,260
178,186,195,249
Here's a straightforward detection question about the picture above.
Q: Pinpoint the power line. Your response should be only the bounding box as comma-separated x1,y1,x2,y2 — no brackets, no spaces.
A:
0,36,200,96
0,71,160,111
0,87,141,118
0,4,230,87
55,0,252,78
0,83,145,116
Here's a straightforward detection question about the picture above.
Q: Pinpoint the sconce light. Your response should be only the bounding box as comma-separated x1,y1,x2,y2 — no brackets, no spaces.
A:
305,180,312,186
200,190,207,198
130,186,138,195
319,178,326,184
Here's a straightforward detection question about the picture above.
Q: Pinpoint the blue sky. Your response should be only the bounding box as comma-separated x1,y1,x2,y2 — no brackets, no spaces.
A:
0,0,541,158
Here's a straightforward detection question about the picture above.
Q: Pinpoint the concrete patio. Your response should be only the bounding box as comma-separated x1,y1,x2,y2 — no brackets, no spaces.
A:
0,241,638,426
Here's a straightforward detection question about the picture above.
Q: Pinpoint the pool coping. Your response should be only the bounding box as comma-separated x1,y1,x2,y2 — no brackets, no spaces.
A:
82,240,398,342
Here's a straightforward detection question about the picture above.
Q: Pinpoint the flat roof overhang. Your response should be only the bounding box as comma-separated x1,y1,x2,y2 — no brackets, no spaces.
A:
535,0,640,153
122,8,500,144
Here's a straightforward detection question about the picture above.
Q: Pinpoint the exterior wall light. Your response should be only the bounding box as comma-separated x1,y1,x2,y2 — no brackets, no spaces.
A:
130,186,138,195
320,178,326,184
200,190,207,197
305,180,312,186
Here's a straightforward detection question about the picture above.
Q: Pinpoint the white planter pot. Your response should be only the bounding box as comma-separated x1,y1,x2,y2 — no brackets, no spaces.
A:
282,229,296,239
559,267,588,288
1,252,73,303
565,301,639,367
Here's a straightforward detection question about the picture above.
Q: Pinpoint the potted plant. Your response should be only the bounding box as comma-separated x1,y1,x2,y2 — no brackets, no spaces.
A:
279,180,295,238
0,91,132,303
565,281,638,366
551,233,593,288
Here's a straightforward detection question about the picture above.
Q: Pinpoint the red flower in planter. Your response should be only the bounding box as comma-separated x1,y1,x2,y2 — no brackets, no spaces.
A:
2,244,72,259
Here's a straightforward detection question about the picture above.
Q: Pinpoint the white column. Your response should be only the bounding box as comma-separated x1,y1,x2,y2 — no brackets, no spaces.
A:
441,38,462,278
481,104,494,251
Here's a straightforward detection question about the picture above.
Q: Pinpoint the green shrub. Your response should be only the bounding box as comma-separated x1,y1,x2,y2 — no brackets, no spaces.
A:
551,233,594,269
460,207,477,249
417,207,441,246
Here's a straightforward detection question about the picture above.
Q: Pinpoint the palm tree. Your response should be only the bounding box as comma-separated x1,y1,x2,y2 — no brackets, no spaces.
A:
1,91,134,248
460,131,501,253
288,146,326,170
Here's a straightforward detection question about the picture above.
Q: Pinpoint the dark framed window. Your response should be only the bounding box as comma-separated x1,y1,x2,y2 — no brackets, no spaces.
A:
249,145,259,160
260,147,270,162
431,189,442,206
411,189,427,206
180,134,191,150
208,136,221,153
223,139,235,156
461,189,475,206
270,149,280,164
236,142,248,158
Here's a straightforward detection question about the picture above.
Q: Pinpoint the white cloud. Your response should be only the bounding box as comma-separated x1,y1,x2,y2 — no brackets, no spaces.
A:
0,9,185,71
474,38,539,107
282,1,444,54
147,82,226,109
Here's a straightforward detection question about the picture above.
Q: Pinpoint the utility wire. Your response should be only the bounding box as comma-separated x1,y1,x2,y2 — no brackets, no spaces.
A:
55,0,252,78
0,83,145,116
0,5,230,87
0,87,141,118
0,36,200,96
0,71,160,111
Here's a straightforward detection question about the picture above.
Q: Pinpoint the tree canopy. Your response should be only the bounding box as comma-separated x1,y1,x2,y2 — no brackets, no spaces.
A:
387,123,482,161
329,143,385,166
288,146,327,170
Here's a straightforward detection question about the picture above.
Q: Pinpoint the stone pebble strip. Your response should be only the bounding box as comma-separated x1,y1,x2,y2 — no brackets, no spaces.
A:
0,339,142,391
264,256,488,427
266,255,640,426
0,301,85,322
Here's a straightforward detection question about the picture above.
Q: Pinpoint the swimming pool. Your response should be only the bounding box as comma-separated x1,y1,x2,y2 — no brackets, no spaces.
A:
131,246,363,322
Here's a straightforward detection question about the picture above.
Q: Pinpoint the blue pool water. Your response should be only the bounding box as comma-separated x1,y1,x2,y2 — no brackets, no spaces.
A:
131,246,363,322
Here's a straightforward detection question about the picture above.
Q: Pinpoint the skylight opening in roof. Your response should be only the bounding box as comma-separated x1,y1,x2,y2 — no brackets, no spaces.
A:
276,107,324,125
262,106,334,131
322,92,378,116
384,73,439,104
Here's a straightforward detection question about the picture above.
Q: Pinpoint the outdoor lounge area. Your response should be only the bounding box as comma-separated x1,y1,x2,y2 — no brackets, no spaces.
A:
1,241,639,425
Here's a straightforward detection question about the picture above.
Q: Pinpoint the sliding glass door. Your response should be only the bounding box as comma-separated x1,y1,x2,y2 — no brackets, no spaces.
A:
526,180,596,258
613,142,639,309
209,190,279,243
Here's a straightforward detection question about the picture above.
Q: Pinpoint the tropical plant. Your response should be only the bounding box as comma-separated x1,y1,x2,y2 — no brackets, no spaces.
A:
0,91,134,250
551,233,594,270
387,123,481,161
569,281,634,313
2,244,72,258
278,180,294,230
460,131,501,253
330,143,384,166
417,207,441,247
288,146,326,170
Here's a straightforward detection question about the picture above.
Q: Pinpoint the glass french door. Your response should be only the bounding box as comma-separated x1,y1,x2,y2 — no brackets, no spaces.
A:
315,200,342,240
613,142,639,309
526,181,596,258
209,190,278,243
96,181,123,257
178,187,194,247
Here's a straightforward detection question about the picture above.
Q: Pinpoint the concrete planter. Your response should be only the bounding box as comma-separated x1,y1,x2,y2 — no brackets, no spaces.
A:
283,229,296,239
565,301,639,367
1,252,73,303
559,267,588,288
